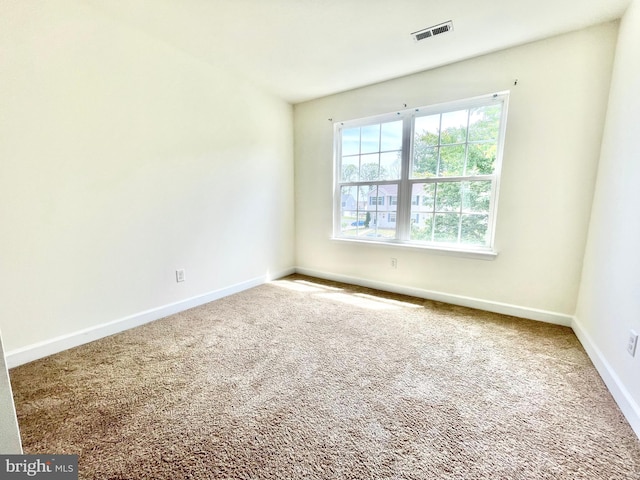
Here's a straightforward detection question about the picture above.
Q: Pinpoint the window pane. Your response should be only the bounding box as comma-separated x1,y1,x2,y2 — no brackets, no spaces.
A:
461,214,489,245
462,181,492,213
411,183,435,211
359,185,377,211
369,210,397,239
409,183,435,242
342,127,360,156
341,155,359,182
360,124,380,154
413,114,439,179
360,154,380,181
381,121,403,151
347,185,375,237
362,184,397,239
440,110,468,144
380,152,401,180
414,114,440,146
340,186,359,237
412,146,438,178
468,105,501,142
466,143,496,175
434,213,460,243
438,145,465,177
410,213,434,242
435,182,461,212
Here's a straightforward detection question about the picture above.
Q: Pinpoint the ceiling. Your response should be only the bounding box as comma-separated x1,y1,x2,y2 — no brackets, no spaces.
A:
86,0,631,104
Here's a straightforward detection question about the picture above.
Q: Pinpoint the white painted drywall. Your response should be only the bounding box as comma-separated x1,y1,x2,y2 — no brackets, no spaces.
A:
0,1,294,354
0,330,22,453
574,0,640,435
294,23,618,317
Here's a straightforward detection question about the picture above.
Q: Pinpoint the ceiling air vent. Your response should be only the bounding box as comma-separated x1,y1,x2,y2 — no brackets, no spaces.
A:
411,20,453,42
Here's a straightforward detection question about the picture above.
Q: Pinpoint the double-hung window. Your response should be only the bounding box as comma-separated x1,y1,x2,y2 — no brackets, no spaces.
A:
333,92,508,254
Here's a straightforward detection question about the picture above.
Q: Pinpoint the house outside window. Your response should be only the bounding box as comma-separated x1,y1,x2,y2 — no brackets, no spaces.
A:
334,92,509,253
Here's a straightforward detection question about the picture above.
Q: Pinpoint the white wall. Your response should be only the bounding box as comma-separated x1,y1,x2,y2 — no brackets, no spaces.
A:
0,0,294,355
574,0,640,436
294,23,618,321
0,331,21,453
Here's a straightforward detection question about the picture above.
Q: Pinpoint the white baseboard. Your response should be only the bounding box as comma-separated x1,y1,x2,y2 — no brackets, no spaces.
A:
5,268,295,369
572,317,640,440
295,267,573,326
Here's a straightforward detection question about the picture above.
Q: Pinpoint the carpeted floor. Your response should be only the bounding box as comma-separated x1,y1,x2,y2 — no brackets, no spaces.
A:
10,275,640,479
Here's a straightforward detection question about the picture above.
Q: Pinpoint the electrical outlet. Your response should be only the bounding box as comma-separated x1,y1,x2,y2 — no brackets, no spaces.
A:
391,258,398,269
627,330,638,357
176,269,185,283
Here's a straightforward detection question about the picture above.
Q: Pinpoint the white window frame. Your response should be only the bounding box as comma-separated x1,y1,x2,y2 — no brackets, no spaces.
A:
333,92,509,257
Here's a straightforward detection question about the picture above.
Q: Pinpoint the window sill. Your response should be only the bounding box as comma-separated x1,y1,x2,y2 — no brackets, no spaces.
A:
331,237,498,260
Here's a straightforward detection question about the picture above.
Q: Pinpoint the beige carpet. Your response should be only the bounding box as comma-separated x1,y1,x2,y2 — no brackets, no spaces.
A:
10,275,640,479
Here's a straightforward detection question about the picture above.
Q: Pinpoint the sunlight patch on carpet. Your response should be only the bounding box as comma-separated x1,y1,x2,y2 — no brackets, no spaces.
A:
272,279,343,293
315,292,401,310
